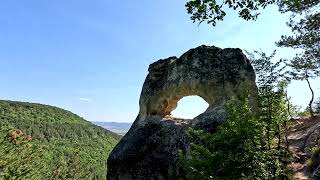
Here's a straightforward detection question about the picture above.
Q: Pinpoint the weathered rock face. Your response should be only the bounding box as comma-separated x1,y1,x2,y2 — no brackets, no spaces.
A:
107,45,258,180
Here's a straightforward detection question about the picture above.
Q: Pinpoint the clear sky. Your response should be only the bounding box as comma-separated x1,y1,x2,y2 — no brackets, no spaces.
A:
0,1,319,122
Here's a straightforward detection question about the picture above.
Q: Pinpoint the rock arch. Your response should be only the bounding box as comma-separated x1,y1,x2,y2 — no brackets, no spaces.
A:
107,45,258,180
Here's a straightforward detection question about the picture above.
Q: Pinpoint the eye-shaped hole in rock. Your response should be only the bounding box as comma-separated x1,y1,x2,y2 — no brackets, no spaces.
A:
171,95,209,119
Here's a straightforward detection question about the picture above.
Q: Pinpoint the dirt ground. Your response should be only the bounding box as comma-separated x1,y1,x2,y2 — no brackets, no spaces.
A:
287,115,320,180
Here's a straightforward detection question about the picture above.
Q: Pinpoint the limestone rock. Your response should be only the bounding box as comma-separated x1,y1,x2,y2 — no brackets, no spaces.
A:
107,45,258,180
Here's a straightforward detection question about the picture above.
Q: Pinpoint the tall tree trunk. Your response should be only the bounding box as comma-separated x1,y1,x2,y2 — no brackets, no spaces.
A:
285,87,292,119
277,123,281,150
284,121,289,150
306,77,315,117
267,97,271,150
267,94,273,150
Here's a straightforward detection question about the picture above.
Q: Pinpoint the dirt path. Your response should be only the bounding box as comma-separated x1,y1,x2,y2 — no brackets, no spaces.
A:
287,116,320,179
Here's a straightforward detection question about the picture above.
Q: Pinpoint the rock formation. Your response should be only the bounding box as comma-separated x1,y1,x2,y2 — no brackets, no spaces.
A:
107,45,258,180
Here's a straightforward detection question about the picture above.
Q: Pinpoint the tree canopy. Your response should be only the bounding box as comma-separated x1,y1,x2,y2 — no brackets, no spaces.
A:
0,100,120,179
186,0,320,114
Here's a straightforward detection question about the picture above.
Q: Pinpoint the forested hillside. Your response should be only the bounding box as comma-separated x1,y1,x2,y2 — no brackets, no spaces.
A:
0,100,120,179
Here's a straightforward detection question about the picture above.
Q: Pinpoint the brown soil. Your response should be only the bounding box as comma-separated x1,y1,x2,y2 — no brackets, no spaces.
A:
287,115,320,180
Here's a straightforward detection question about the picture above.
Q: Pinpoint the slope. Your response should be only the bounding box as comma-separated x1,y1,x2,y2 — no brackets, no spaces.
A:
288,115,320,179
0,100,120,179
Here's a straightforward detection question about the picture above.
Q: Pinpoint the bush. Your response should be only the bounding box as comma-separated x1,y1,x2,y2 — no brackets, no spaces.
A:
307,147,320,171
180,94,292,179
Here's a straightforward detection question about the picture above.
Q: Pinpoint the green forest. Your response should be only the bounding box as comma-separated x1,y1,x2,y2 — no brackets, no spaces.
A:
0,100,120,179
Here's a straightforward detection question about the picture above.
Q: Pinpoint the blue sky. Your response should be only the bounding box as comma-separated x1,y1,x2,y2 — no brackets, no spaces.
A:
0,1,319,122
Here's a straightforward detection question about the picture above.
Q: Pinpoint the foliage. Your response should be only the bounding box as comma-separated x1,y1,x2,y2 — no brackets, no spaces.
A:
298,108,312,117
181,96,264,179
277,0,319,62
181,93,291,179
307,147,320,170
185,0,275,26
247,50,286,87
185,0,320,116
248,50,290,147
0,100,120,179
181,51,292,179
277,0,319,116
185,0,319,32
284,54,319,117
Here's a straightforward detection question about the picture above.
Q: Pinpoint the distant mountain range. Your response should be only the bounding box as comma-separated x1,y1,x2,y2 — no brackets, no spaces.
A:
91,121,132,135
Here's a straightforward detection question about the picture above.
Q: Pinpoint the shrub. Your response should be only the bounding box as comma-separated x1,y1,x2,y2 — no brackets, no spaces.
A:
181,94,291,179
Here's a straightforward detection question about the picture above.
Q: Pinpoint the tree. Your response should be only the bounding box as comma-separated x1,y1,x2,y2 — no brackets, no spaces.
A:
181,95,266,179
185,0,276,26
185,0,319,66
185,0,319,35
181,89,291,179
185,0,320,116
286,55,319,117
180,51,292,179
277,0,320,65
276,0,320,117
247,50,290,149
248,50,293,152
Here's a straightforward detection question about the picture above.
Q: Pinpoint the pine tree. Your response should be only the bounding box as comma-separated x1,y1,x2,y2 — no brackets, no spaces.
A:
286,55,319,117
277,0,320,117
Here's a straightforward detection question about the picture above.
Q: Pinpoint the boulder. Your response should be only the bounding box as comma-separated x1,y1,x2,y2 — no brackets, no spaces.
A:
107,45,258,180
